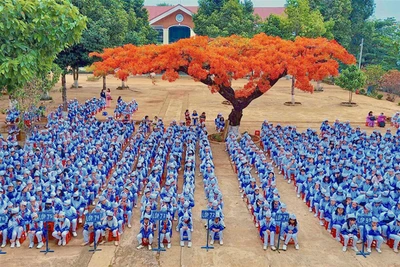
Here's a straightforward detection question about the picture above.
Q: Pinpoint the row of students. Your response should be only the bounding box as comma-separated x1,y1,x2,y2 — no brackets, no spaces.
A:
184,110,206,126
226,132,299,251
261,119,400,253
199,130,225,245
135,122,202,249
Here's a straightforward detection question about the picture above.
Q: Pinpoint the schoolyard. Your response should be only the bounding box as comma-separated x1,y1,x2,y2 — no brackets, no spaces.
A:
0,74,399,267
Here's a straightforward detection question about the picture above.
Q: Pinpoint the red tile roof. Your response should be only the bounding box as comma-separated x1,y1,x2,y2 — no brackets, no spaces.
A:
254,7,285,19
145,5,284,21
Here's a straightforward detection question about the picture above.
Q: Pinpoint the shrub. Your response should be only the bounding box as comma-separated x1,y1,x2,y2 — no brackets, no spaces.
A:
359,89,366,95
86,76,101,81
377,94,383,100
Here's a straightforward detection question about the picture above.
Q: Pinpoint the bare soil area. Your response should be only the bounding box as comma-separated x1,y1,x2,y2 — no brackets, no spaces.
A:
0,74,399,267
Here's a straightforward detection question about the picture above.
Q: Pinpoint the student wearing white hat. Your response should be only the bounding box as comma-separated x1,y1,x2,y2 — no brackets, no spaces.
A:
7,207,24,248
63,199,78,237
178,213,193,248
27,212,44,249
101,210,119,246
52,211,71,246
260,211,276,251
136,213,153,250
209,212,224,246
340,213,359,252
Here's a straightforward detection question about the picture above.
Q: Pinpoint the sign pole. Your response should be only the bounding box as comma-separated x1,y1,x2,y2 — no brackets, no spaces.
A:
276,221,283,253
274,212,289,253
201,210,215,251
158,220,161,253
356,216,371,258
89,225,102,253
151,211,166,252
87,213,102,253
207,219,211,251
40,213,55,254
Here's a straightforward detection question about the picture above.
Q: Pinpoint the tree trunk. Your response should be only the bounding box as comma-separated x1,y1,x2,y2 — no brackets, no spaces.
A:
103,75,106,90
349,91,353,103
291,76,295,105
73,67,79,88
62,73,67,112
122,79,125,88
317,80,322,91
228,107,243,137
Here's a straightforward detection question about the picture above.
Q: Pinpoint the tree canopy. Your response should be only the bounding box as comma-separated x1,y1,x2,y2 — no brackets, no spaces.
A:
193,0,258,38
55,0,157,87
0,0,86,92
284,0,333,39
91,34,355,120
309,0,352,48
380,70,400,96
335,65,366,103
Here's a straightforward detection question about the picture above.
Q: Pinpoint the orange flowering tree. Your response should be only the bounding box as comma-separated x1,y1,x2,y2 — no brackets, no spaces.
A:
91,33,355,125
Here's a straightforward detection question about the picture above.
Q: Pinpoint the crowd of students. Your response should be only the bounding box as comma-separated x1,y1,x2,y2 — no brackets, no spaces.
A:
226,132,299,251
133,119,225,249
114,98,138,121
0,98,136,248
5,105,45,126
260,119,400,254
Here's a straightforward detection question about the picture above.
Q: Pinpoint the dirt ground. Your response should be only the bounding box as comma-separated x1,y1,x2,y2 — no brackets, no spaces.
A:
0,75,399,267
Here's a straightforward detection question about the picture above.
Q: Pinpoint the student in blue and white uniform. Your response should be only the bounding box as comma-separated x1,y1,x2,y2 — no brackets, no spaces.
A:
260,210,276,251
282,214,299,251
340,213,359,252
27,212,44,249
388,215,400,253
52,211,70,246
136,214,153,250
366,217,383,253
209,212,224,246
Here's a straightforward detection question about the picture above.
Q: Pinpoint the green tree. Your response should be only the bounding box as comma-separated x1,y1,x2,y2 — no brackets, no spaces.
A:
1,0,86,116
362,18,400,70
347,0,375,56
363,64,386,90
261,15,292,39
0,0,86,93
156,2,172,6
193,0,258,38
309,0,352,48
285,0,333,39
55,0,132,104
263,0,333,104
335,65,366,103
122,0,158,45
196,0,226,17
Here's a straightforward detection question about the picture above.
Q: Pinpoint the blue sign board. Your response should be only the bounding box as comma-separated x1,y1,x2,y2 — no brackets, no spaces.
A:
0,214,7,224
38,211,55,222
201,210,216,220
357,215,372,226
151,211,168,221
86,213,102,223
275,212,289,222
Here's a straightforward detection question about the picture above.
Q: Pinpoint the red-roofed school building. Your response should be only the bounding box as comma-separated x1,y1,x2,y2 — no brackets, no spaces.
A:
145,5,285,44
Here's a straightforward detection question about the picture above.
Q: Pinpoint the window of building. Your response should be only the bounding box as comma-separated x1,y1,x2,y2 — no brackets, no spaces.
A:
152,26,163,44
